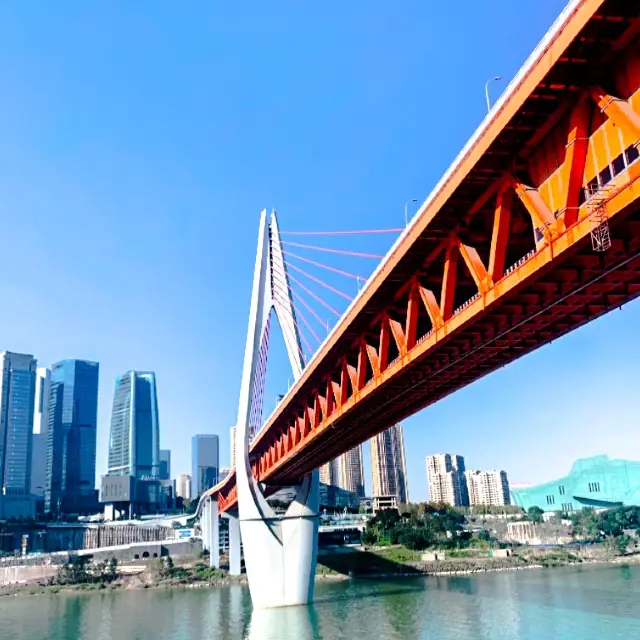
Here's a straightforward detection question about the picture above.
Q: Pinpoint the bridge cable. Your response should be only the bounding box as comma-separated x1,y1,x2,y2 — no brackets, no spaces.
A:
284,250,366,281
284,272,343,318
271,294,312,363
283,260,353,302
272,268,336,335
272,285,323,347
280,228,403,236
281,240,384,260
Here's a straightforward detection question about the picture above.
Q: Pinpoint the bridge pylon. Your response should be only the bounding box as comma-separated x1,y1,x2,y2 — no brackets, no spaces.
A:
235,209,319,609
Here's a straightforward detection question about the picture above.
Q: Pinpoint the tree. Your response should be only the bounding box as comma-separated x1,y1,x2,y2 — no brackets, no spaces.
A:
477,529,492,542
398,527,436,551
528,507,544,523
162,555,174,576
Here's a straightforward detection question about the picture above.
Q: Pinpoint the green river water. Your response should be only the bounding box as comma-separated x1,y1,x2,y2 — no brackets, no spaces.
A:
1,563,639,639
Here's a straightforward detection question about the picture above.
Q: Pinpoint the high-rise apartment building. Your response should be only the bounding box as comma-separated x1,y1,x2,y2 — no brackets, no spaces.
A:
319,458,340,486
465,470,511,506
176,473,192,501
338,446,365,498
31,367,50,497
192,434,219,496
159,449,171,480
426,453,468,506
46,359,99,514
371,424,409,505
0,352,37,517
107,371,160,480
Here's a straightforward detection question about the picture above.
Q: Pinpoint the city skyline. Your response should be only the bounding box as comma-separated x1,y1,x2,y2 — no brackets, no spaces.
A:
0,0,637,503
3,339,640,504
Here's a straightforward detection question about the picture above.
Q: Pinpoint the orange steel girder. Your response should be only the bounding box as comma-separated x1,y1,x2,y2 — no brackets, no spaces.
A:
241,96,639,509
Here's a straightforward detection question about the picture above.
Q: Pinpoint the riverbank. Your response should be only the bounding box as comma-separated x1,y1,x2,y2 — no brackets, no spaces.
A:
2,544,639,597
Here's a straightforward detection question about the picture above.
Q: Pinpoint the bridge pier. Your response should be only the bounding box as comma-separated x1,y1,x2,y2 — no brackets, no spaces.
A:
237,467,319,608
227,512,242,576
201,497,220,569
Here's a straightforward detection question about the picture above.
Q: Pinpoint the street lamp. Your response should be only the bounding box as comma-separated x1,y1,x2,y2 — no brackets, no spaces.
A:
485,76,502,113
404,198,418,226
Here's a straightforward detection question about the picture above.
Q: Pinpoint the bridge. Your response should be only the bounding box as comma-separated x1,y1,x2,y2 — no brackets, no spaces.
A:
198,0,640,609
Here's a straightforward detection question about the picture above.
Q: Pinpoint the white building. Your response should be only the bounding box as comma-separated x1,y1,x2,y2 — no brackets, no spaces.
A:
426,453,468,506
176,473,192,501
465,470,511,506
31,367,51,497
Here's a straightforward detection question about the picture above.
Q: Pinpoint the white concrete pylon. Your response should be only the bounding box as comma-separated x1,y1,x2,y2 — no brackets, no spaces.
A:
235,209,319,609
227,513,242,576
208,497,220,569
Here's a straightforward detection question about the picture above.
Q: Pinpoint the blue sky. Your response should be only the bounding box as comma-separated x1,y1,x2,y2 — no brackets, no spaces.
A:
1,1,638,502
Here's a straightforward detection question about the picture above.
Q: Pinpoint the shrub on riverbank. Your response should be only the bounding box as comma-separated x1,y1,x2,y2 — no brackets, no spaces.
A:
362,505,490,552
53,556,118,586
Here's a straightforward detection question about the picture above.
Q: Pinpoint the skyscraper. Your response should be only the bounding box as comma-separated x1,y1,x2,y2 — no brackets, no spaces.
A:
320,459,340,486
159,449,171,480
370,423,409,504
426,453,468,506
176,473,192,501
192,434,219,496
0,352,37,517
31,367,51,497
338,446,364,498
107,371,160,480
46,359,99,515
465,470,511,506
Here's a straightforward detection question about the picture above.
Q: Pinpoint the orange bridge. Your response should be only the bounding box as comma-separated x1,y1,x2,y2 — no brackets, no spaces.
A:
211,0,640,513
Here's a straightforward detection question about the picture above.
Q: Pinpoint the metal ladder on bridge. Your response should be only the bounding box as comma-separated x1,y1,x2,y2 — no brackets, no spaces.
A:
585,183,613,252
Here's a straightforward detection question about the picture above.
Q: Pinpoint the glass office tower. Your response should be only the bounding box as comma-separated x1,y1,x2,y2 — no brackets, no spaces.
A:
159,449,171,480
0,352,37,502
45,359,99,514
191,434,219,497
108,371,160,480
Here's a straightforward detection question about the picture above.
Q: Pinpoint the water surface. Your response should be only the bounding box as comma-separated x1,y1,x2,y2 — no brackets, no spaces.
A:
1,563,639,639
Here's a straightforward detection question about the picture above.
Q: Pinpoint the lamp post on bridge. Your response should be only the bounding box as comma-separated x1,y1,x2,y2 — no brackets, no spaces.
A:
485,76,502,112
404,198,418,227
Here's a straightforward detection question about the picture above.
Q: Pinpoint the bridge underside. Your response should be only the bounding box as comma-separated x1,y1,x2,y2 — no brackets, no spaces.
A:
275,210,640,482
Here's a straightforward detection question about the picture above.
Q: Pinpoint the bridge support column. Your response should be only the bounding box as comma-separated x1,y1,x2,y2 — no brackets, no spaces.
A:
234,209,319,608
201,499,210,552
228,513,242,576
208,497,220,569
238,468,319,608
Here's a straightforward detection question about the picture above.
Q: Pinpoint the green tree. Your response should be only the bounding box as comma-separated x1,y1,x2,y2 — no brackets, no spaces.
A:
527,507,544,523
397,527,436,551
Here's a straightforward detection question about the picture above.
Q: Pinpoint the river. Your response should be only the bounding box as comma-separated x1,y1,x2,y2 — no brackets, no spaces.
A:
1,563,639,639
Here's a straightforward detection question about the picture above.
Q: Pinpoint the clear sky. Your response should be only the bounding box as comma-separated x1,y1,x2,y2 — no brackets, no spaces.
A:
1,1,638,502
